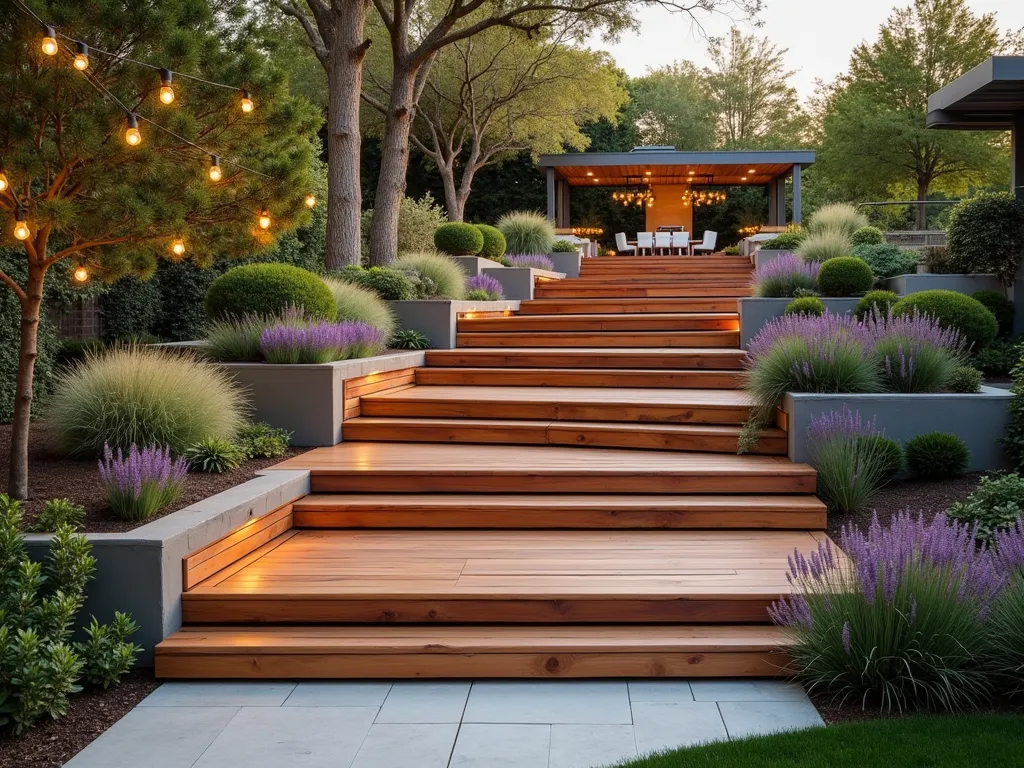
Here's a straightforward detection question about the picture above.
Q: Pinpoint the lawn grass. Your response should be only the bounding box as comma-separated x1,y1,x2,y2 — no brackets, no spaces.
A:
610,715,1024,768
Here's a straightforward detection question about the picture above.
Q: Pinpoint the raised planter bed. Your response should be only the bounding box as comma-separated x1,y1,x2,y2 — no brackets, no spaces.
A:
879,273,1004,296
783,387,1013,472
389,299,520,348
545,251,582,278
753,249,793,269
482,267,564,300
738,297,861,349
452,255,505,276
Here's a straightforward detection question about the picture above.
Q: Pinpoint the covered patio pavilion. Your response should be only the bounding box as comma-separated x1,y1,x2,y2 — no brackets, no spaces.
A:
536,148,816,233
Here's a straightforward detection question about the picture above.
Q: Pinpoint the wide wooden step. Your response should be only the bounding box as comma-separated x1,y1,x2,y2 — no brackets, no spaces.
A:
155,625,789,679
180,528,827,624
533,284,753,299
425,348,748,370
343,417,785,454
291,493,827,530
271,443,817,494
415,367,742,389
517,298,739,314
358,386,754,425
457,330,740,348
569,273,751,283
457,313,738,333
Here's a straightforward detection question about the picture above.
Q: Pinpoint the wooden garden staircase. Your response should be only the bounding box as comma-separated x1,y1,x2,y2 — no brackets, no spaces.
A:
156,255,828,679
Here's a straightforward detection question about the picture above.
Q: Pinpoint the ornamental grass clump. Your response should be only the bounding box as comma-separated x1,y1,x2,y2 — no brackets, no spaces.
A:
392,252,466,299
796,227,853,264
259,321,385,364
465,274,505,301
751,254,819,298
497,210,556,254
98,444,187,522
990,523,1024,696
806,407,893,514
507,254,555,271
205,307,308,363
772,512,1004,713
807,202,869,238
865,311,968,393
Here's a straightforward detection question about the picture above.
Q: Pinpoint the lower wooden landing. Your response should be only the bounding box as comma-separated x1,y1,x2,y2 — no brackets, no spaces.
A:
155,625,789,679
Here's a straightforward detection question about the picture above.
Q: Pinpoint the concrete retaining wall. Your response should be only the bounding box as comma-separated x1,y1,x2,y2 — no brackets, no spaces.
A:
880,273,1004,295
453,256,505,276
545,252,582,278
784,387,1013,471
482,267,563,301
389,300,520,349
753,249,794,270
24,469,311,664
738,297,861,349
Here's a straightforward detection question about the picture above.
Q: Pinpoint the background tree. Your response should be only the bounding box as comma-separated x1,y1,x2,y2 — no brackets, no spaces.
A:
815,0,1014,228
628,61,716,150
0,0,320,498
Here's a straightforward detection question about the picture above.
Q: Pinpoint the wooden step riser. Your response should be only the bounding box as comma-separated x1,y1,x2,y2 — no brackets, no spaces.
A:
425,351,747,370
181,598,776,625
414,368,743,389
456,332,740,349
517,300,739,314
457,316,739,333
570,275,752,282
533,288,753,299
342,420,782,454
156,650,786,679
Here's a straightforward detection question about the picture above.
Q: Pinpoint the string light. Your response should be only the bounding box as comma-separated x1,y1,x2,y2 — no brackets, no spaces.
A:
171,238,185,257
124,113,141,146
159,69,175,104
73,265,89,282
680,189,727,208
13,207,30,240
209,155,222,182
258,210,271,229
73,41,89,71
41,25,57,56
240,89,254,113
0,170,8,193
304,193,317,208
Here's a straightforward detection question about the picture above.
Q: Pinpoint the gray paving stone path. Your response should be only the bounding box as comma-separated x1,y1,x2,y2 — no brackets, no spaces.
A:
65,679,824,768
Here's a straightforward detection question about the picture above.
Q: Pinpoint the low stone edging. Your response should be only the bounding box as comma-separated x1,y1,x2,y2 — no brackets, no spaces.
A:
880,273,1004,296
482,267,564,300
452,255,505,276
738,297,861,349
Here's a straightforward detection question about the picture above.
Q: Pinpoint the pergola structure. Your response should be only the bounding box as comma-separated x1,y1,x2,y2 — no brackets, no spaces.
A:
536,148,816,232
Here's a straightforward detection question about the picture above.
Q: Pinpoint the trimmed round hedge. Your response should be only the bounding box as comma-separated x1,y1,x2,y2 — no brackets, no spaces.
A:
817,256,874,297
205,263,336,320
433,222,483,256
551,240,577,253
850,226,885,247
855,289,899,321
784,296,825,316
474,224,506,260
892,290,999,350
905,432,970,480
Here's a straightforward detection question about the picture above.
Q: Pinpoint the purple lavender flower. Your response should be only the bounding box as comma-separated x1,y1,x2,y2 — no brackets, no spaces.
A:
806,406,879,447
98,443,187,522
751,254,820,297
746,311,871,363
465,274,505,299
508,254,555,271
260,321,385,364
841,621,851,653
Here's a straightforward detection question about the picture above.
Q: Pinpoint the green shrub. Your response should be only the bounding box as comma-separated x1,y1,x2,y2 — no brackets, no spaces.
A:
339,266,416,301
760,231,805,250
873,331,962,394
550,240,577,253
1002,352,1024,471
29,498,86,532
392,252,466,299
321,277,396,337
465,289,494,301
433,222,484,256
497,210,555,254
855,290,900,321
390,329,432,350
893,290,999,350
851,225,885,246
360,193,447,261
853,243,918,279
946,473,1024,541
975,336,1024,376
807,203,868,237
152,260,221,342
185,437,245,474
858,435,903,484
988,572,1024,697
236,422,291,459
474,224,507,260
48,345,247,456
948,366,983,394
905,432,970,480
922,245,956,274
806,409,895,514
99,276,162,343
796,228,853,263
0,496,140,734
817,257,874,297
205,312,304,363
947,192,1024,285
971,290,1013,336
204,263,335,321
784,296,825,316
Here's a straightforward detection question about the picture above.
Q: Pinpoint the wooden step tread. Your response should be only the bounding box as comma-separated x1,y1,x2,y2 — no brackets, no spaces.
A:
533,286,753,298
457,313,738,332
425,348,747,370
414,367,742,389
517,298,739,315
457,331,740,349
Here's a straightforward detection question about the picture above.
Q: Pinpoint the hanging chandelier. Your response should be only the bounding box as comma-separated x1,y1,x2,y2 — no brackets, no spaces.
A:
611,186,655,208
681,189,727,207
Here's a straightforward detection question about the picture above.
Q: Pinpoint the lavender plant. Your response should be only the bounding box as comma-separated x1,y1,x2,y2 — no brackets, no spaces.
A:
991,522,1024,696
507,254,555,271
806,408,893,514
98,444,187,522
752,254,820,298
465,274,505,301
865,311,968,393
772,512,1003,712
259,321,386,364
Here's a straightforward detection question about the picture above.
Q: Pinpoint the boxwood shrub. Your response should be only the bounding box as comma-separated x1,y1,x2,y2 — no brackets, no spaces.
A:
855,289,900,321
905,432,970,480
817,256,874,296
474,224,507,260
760,231,805,251
784,296,825,316
433,222,483,256
892,290,999,350
551,240,578,253
852,243,918,279
205,263,335,320
851,225,885,246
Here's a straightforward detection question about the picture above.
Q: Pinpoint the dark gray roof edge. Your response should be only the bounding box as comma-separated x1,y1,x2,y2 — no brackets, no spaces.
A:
927,56,1024,112
537,150,816,168
926,109,1014,130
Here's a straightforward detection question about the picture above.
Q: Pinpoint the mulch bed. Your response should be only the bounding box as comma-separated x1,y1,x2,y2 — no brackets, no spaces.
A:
0,422,312,532
0,671,159,768
812,691,1024,726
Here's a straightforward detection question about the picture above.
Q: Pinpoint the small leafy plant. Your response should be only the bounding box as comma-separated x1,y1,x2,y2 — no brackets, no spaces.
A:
390,329,432,350
550,239,577,253
947,472,1024,542
464,274,504,301
947,366,983,393
98,443,187,522
784,296,824,316
185,437,245,474
854,290,899,321
237,422,291,459
29,498,85,532
905,432,970,480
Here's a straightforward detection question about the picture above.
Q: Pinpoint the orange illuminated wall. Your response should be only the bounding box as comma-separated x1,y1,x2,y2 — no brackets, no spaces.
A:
644,185,694,233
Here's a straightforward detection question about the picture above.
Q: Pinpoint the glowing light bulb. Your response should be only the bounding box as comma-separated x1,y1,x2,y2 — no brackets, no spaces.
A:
41,26,58,56
304,193,317,208
159,69,174,104
0,172,8,192
73,266,89,283
209,155,222,182
124,113,141,146
171,239,185,257
13,208,29,241
73,42,89,71
258,211,271,229
240,89,253,113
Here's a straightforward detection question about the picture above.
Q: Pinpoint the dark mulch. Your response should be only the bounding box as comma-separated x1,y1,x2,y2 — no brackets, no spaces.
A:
825,472,982,540
0,423,312,533
812,690,1024,726
0,671,159,768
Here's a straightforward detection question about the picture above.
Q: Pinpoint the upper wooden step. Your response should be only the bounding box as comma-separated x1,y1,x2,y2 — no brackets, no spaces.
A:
271,442,817,494
517,298,739,314
425,348,748,370
414,367,742,389
457,313,738,333
155,624,790,679
533,284,753,299
457,330,740,348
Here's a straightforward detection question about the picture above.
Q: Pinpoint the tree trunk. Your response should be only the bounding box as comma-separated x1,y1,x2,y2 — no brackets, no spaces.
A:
437,160,461,221
325,1,369,270
8,262,46,500
915,176,929,231
368,65,417,265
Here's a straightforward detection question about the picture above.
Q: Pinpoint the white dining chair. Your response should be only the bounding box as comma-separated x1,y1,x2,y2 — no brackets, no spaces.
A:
636,232,654,256
671,231,689,256
654,232,671,255
614,232,635,255
691,231,718,255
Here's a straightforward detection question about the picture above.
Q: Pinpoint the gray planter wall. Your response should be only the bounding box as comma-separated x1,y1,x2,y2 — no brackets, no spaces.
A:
24,470,310,664
481,268,563,301
545,252,582,278
453,255,505,276
739,297,861,349
389,299,520,348
784,387,1013,472
221,352,426,446
753,249,794,270
880,273,1004,296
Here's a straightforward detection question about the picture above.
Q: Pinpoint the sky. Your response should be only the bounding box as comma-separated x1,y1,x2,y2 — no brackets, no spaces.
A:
600,0,1024,101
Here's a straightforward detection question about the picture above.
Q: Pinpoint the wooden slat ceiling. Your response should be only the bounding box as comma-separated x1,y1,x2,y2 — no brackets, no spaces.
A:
557,163,794,187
